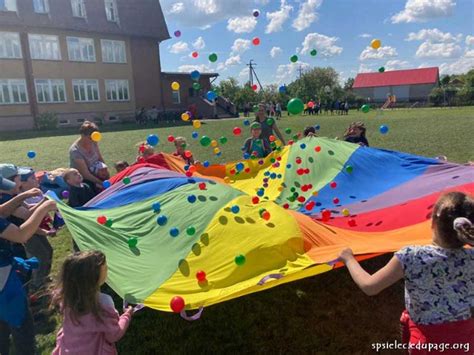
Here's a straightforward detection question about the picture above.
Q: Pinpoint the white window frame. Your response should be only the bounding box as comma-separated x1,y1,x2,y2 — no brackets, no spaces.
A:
100,39,126,63
0,0,17,12
35,79,67,103
104,0,119,23
72,79,100,102
105,79,130,102
28,34,61,60
33,0,49,13
67,37,95,62
0,79,28,105
0,32,22,59
71,0,86,18
172,90,181,104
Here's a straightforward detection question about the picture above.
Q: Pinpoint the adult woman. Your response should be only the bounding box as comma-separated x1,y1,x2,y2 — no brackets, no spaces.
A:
69,121,106,191
254,103,286,146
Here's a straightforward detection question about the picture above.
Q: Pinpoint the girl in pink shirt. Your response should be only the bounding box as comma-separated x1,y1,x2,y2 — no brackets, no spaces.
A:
52,251,133,355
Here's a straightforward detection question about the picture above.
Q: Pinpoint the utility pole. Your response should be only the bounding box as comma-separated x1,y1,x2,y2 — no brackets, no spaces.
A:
297,65,305,79
246,60,263,90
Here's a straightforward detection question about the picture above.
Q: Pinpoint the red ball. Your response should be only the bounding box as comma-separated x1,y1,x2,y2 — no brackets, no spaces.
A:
305,202,315,211
333,198,340,204
297,196,306,203
198,182,206,190
276,157,282,161
196,270,207,282
251,84,258,91
304,169,310,174
184,150,193,158
288,140,294,145
229,169,236,175
315,146,321,152
269,135,276,142
348,219,357,227
252,196,259,204
188,165,197,173
192,51,198,58
233,127,242,136
301,185,308,192
330,181,337,189
97,216,107,225
262,211,271,220
170,296,185,313
252,37,260,46
244,168,251,173
283,203,290,209
296,158,302,164
321,210,331,221
185,171,193,177
168,135,175,142
297,169,304,176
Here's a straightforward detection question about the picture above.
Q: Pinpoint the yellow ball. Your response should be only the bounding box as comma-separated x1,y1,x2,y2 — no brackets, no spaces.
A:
342,208,350,217
213,147,220,154
91,131,102,142
211,140,218,147
171,81,180,90
193,120,201,129
181,112,190,121
224,176,230,183
312,191,318,197
278,186,284,192
371,39,381,50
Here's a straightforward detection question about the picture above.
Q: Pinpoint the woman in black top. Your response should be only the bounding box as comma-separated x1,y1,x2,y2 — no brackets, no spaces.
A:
254,103,286,146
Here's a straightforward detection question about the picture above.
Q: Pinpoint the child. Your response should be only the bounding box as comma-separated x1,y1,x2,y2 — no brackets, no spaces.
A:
173,137,195,165
339,192,474,353
242,122,272,158
135,142,155,163
114,161,129,173
343,122,369,147
52,251,133,354
63,169,96,208
303,126,317,137
91,161,110,181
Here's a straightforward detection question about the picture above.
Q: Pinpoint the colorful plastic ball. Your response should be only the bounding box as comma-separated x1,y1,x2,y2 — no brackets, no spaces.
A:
213,147,220,155
170,296,185,313
105,219,113,228
243,153,250,159
208,53,218,62
27,150,36,159
157,215,168,226
330,181,337,189
147,134,159,146
122,177,131,185
190,70,201,81
253,9,260,17
97,216,107,225
168,135,175,142
127,237,138,248
251,84,258,91
300,143,306,149
170,227,180,237
62,190,70,199
252,196,259,204
287,98,304,115
233,127,242,136
321,210,331,221
290,55,298,63
310,49,317,56
333,198,340,205
181,112,190,121
192,82,201,90
198,182,206,190
196,270,206,282
235,254,246,265
219,136,228,145
186,226,196,236
174,30,181,38
342,208,350,217
285,128,292,135
315,125,320,131
378,66,385,73
200,136,211,147
231,205,240,214
315,146,321,152
348,219,357,227
279,85,287,94
262,211,271,221
206,91,217,101
102,180,111,189
345,165,353,174
152,202,161,212
192,120,201,129
91,131,102,142
236,162,244,171
266,118,274,126
187,195,197,203
192,131,199,139
252,37,260,46
361,104,370,113
171,81,180,91
379,125,389,134
192,51,199,58
371,39,381,49
210,139,217,148
203,161,210,168
243,119,250,126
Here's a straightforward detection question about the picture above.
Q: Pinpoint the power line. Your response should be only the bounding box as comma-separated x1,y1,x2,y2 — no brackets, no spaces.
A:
246,60,263,90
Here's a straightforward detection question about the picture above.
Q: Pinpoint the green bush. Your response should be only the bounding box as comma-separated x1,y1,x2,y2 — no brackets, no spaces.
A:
35,112,58,130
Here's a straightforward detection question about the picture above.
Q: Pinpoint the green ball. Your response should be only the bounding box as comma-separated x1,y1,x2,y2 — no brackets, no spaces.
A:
200,136,211,147
346,165,353,173
209,53,218,62
308,157,314,163
378,66,385,73
219,136,228,144
266,118,274,126
193,82,201,90
310,49,317,56
287,98,304,115
290,55,298,63
252,105,259,112
186,226,196,236
285,128,292,134
123,177,131,185
235,254,246,266
361,104,370,113
127,237,138,248
105,219,114,228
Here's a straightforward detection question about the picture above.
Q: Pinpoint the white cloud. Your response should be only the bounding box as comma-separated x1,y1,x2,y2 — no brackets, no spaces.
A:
178,64,213,73
276,62,311,84
466,35,474,46
231,38,252,54
265,0,293,34
391,0,455,23
270,46,282,58
192,36,206,50
415,42,462,58
292,0,322,32
238,68,249,80
358,33,372,38
225,54,241,66
169,41,190,54
168,2,185,14
406,28,462,43
358,63,375,73
301,32,343,57
439,55,474,74
359,46,398,60
464,49,474,58
384,60,410,71
227,16,258,33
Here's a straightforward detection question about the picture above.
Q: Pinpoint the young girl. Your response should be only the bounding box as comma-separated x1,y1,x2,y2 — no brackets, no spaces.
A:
343,122,369,147
52,251,133,354
173,137,195,165
135,142,155,164
339,192,473,354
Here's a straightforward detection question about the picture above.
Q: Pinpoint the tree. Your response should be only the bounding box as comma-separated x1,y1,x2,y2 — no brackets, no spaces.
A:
440,75,451,87
287,67,342,103
217,77,240,103
343,77,354,91
429,87,445,106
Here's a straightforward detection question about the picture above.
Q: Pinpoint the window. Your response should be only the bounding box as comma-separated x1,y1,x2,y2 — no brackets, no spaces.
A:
172,90,180,104
0,79,28,104
0,0,17,11
67,37,95,62
35,79,66,103
105,80,129,102
72,79,99,102
33,0,49,13
101,40,126,63
71,0,86,18
0,32,21,58
29,34,61,60
104,0,118,22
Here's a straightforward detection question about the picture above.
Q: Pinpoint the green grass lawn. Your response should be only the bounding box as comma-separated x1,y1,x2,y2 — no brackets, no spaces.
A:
1,106,473,354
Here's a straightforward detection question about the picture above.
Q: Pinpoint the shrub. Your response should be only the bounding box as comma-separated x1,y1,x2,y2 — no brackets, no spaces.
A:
35,112,58,130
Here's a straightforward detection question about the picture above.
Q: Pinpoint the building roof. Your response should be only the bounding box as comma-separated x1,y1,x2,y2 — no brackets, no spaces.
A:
353,67,439,88
162,72,219,77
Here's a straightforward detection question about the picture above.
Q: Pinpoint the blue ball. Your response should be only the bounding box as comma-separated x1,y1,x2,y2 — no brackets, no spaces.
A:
187,195,197,203
279,85,287,93
286,164,292,169
231,205,240,214
277,174,282,179
216,152,222,157
152,202,161,212
206,91,217,101
257,189,264,197
236,162,244,171
243,119,250,126
243,153,250,160
147,134,159,146
190,70,201,81
270,173,277,179
379,125,389,134
203,161,210,168
102,180,111,189
170,227,180,237
184,165,189,171
192,131,199,139
157,215,168,226
315,125,320,131
264,171,270,176
27,150,36,159
300,143,306,149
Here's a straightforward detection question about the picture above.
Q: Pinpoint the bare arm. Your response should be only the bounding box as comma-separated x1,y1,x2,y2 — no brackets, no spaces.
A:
273,124,286,145
339,248,404,296
74,158,102,185
0,188,43,217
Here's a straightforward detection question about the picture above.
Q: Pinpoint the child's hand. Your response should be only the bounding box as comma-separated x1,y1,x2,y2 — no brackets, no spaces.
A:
125,306,134,317
21,188,43,199
338,248,354,263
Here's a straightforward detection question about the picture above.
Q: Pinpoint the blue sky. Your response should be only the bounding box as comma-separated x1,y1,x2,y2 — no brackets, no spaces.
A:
159,0,474,85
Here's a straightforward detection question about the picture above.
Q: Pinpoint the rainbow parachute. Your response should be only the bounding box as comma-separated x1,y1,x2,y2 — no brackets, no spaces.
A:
56,137,473,312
